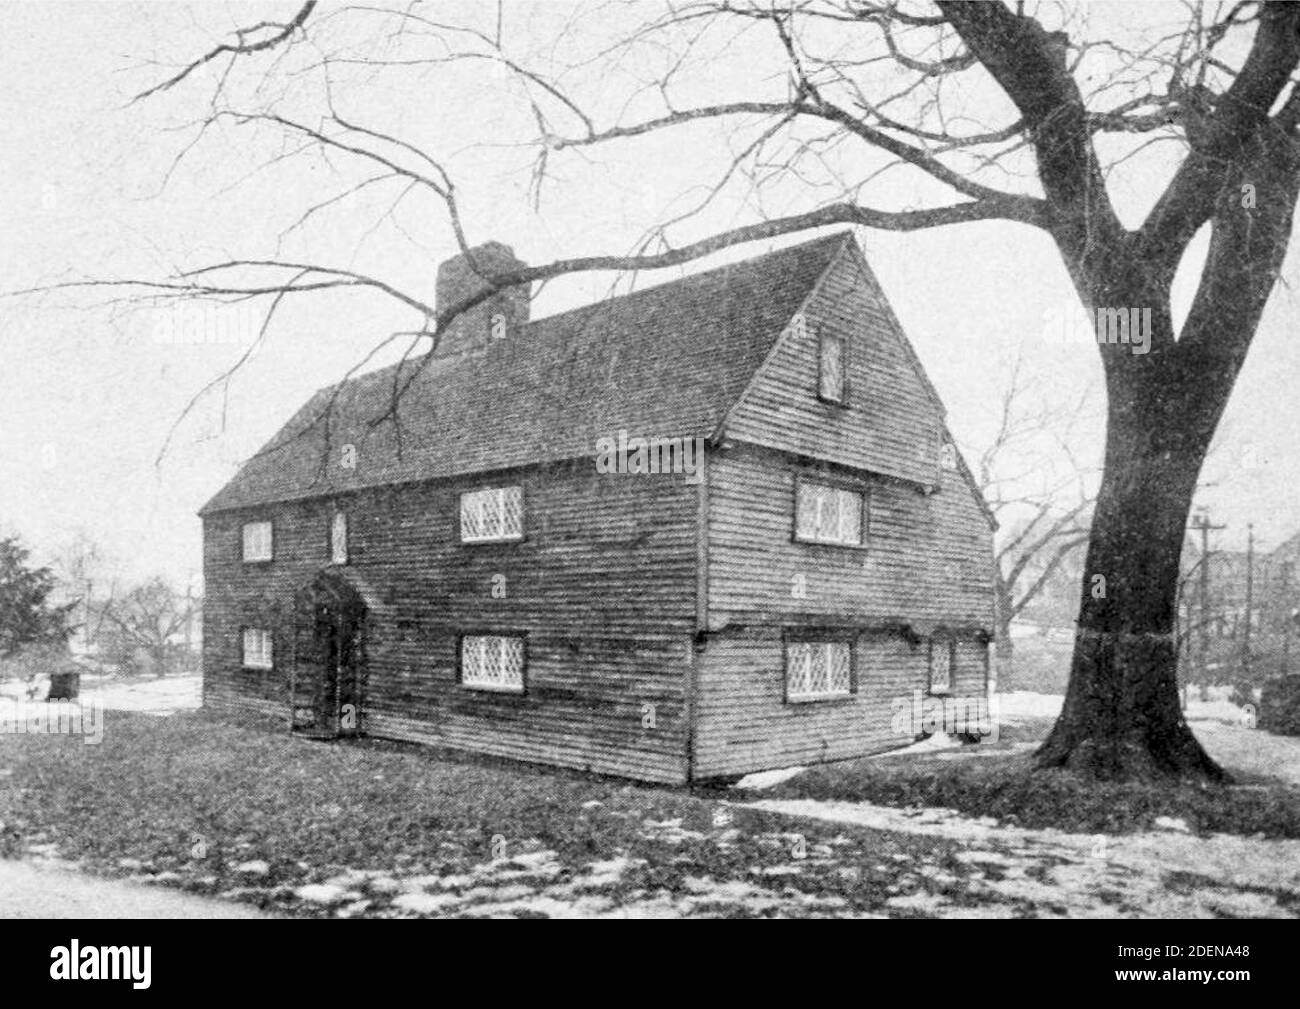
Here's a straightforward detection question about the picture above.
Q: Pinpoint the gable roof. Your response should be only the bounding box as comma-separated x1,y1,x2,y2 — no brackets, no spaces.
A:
201,231,853,515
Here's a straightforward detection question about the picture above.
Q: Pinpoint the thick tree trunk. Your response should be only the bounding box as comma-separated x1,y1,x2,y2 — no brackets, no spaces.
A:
1037,442,1224,779
1036,298,1227,781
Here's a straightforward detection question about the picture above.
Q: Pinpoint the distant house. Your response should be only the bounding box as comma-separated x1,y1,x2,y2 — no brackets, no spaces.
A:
200,232,996,783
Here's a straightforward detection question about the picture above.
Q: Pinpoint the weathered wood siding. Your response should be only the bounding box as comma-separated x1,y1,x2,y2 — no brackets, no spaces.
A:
203,459,697,783
693,446,993,777
695,275,996,777
704,445,994,629
693,630,990,778
722,243,944,488
202,238,997,784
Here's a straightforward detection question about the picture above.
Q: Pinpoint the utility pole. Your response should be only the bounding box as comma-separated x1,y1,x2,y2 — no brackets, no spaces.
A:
1282,560,1292,678
184,584,193,654
1192,512,1226,688
83,578,93,654
1244,524,1254,681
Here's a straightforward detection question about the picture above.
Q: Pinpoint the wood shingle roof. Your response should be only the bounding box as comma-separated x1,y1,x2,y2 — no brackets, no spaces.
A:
201,231,852,514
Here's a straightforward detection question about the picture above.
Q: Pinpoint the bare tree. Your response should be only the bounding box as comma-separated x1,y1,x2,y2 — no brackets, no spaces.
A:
968,350,1095,664
17,1,1300,780
99,578,200,678
50,530,118,654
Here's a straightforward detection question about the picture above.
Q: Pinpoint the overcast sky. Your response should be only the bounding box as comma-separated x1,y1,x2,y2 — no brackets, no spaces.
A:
3,1,1299,590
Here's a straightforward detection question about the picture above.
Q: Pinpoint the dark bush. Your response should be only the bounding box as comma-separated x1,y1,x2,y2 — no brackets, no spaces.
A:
1259,676,1300,736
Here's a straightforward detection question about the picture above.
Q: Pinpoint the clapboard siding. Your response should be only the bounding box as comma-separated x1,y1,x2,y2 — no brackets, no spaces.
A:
203,459,697,783
704,444,994,628
695,335,994,777
201,234,999,784
723,243,943,488
693,632,988,777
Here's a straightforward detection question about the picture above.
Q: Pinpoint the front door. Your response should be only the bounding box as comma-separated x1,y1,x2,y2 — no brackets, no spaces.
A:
293,573,366,738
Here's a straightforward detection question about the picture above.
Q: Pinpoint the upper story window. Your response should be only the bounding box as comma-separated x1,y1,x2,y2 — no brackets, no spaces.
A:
460,634,525,693
490,313,507,341
242,521,273,562
786,639,853,702
939,440,958,471
795,479,864,547
242,628,274,670
929,638,953,695
460,485,524,543
818,333,846,404
330,511,348,565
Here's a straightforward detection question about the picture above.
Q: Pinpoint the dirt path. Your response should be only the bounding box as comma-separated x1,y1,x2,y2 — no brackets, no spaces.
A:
0,860,277,918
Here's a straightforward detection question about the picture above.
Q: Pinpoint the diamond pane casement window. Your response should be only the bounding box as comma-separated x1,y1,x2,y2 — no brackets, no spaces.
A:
460,635,525,693
330,511,348,565
786,640,852,702
818,333,846,403
459,486,524,543
795,480,864,546
242,628,273,670
241,521,272,562
929,638,953,695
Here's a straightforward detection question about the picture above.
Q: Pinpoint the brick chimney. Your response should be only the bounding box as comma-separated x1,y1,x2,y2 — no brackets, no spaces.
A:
433,241,530,357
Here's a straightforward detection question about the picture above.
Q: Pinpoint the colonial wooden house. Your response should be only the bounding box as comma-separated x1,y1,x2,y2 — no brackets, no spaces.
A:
200,232,996,783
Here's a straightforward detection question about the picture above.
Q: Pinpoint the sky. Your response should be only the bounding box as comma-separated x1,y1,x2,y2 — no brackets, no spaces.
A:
2,0,1300,591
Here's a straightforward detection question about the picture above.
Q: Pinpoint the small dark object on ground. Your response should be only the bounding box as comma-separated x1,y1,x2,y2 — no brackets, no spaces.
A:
47,671,80,701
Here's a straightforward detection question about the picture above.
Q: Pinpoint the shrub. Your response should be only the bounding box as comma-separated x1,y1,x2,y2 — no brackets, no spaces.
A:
1259,676,1300,736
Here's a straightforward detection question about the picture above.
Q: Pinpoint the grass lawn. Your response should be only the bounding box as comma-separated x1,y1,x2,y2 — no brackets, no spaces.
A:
5,705,1298,917
757,750,1300,837
755,718,1300,838
1,710,1021,918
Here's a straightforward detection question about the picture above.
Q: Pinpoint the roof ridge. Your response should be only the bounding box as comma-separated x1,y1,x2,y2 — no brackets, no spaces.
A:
526,229,852,325
313,230,855,396
202,230,856,514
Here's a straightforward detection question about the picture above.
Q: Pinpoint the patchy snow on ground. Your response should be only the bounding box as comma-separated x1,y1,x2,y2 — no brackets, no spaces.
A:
734,766,806,790
741,796,1300,918
84,673,201,716
0,673,200,723
996,690,1258,729
993,691,1300,787
0,858,276,919
735,735,971,791
1195,720,1300,787
726,697,1300,918
9,676,1296,918
994,691,1064,720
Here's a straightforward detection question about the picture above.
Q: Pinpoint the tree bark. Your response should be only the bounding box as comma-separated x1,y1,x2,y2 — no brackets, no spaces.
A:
1036,437,1225,779
1037,109,1300,780
1034,289,1233,780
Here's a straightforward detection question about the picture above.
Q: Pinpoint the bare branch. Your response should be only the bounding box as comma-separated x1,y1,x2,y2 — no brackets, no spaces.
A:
132,1,317,102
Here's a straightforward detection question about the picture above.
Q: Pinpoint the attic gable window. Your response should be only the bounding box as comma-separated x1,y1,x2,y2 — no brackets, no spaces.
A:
460,634,525,693
929,638,953,695
795,479,865,547
242,521,273,562
939,441,958,472
818,333,846,404
330,511,348,565
786,639,853,702
490,313,507,341
460,486,524,543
